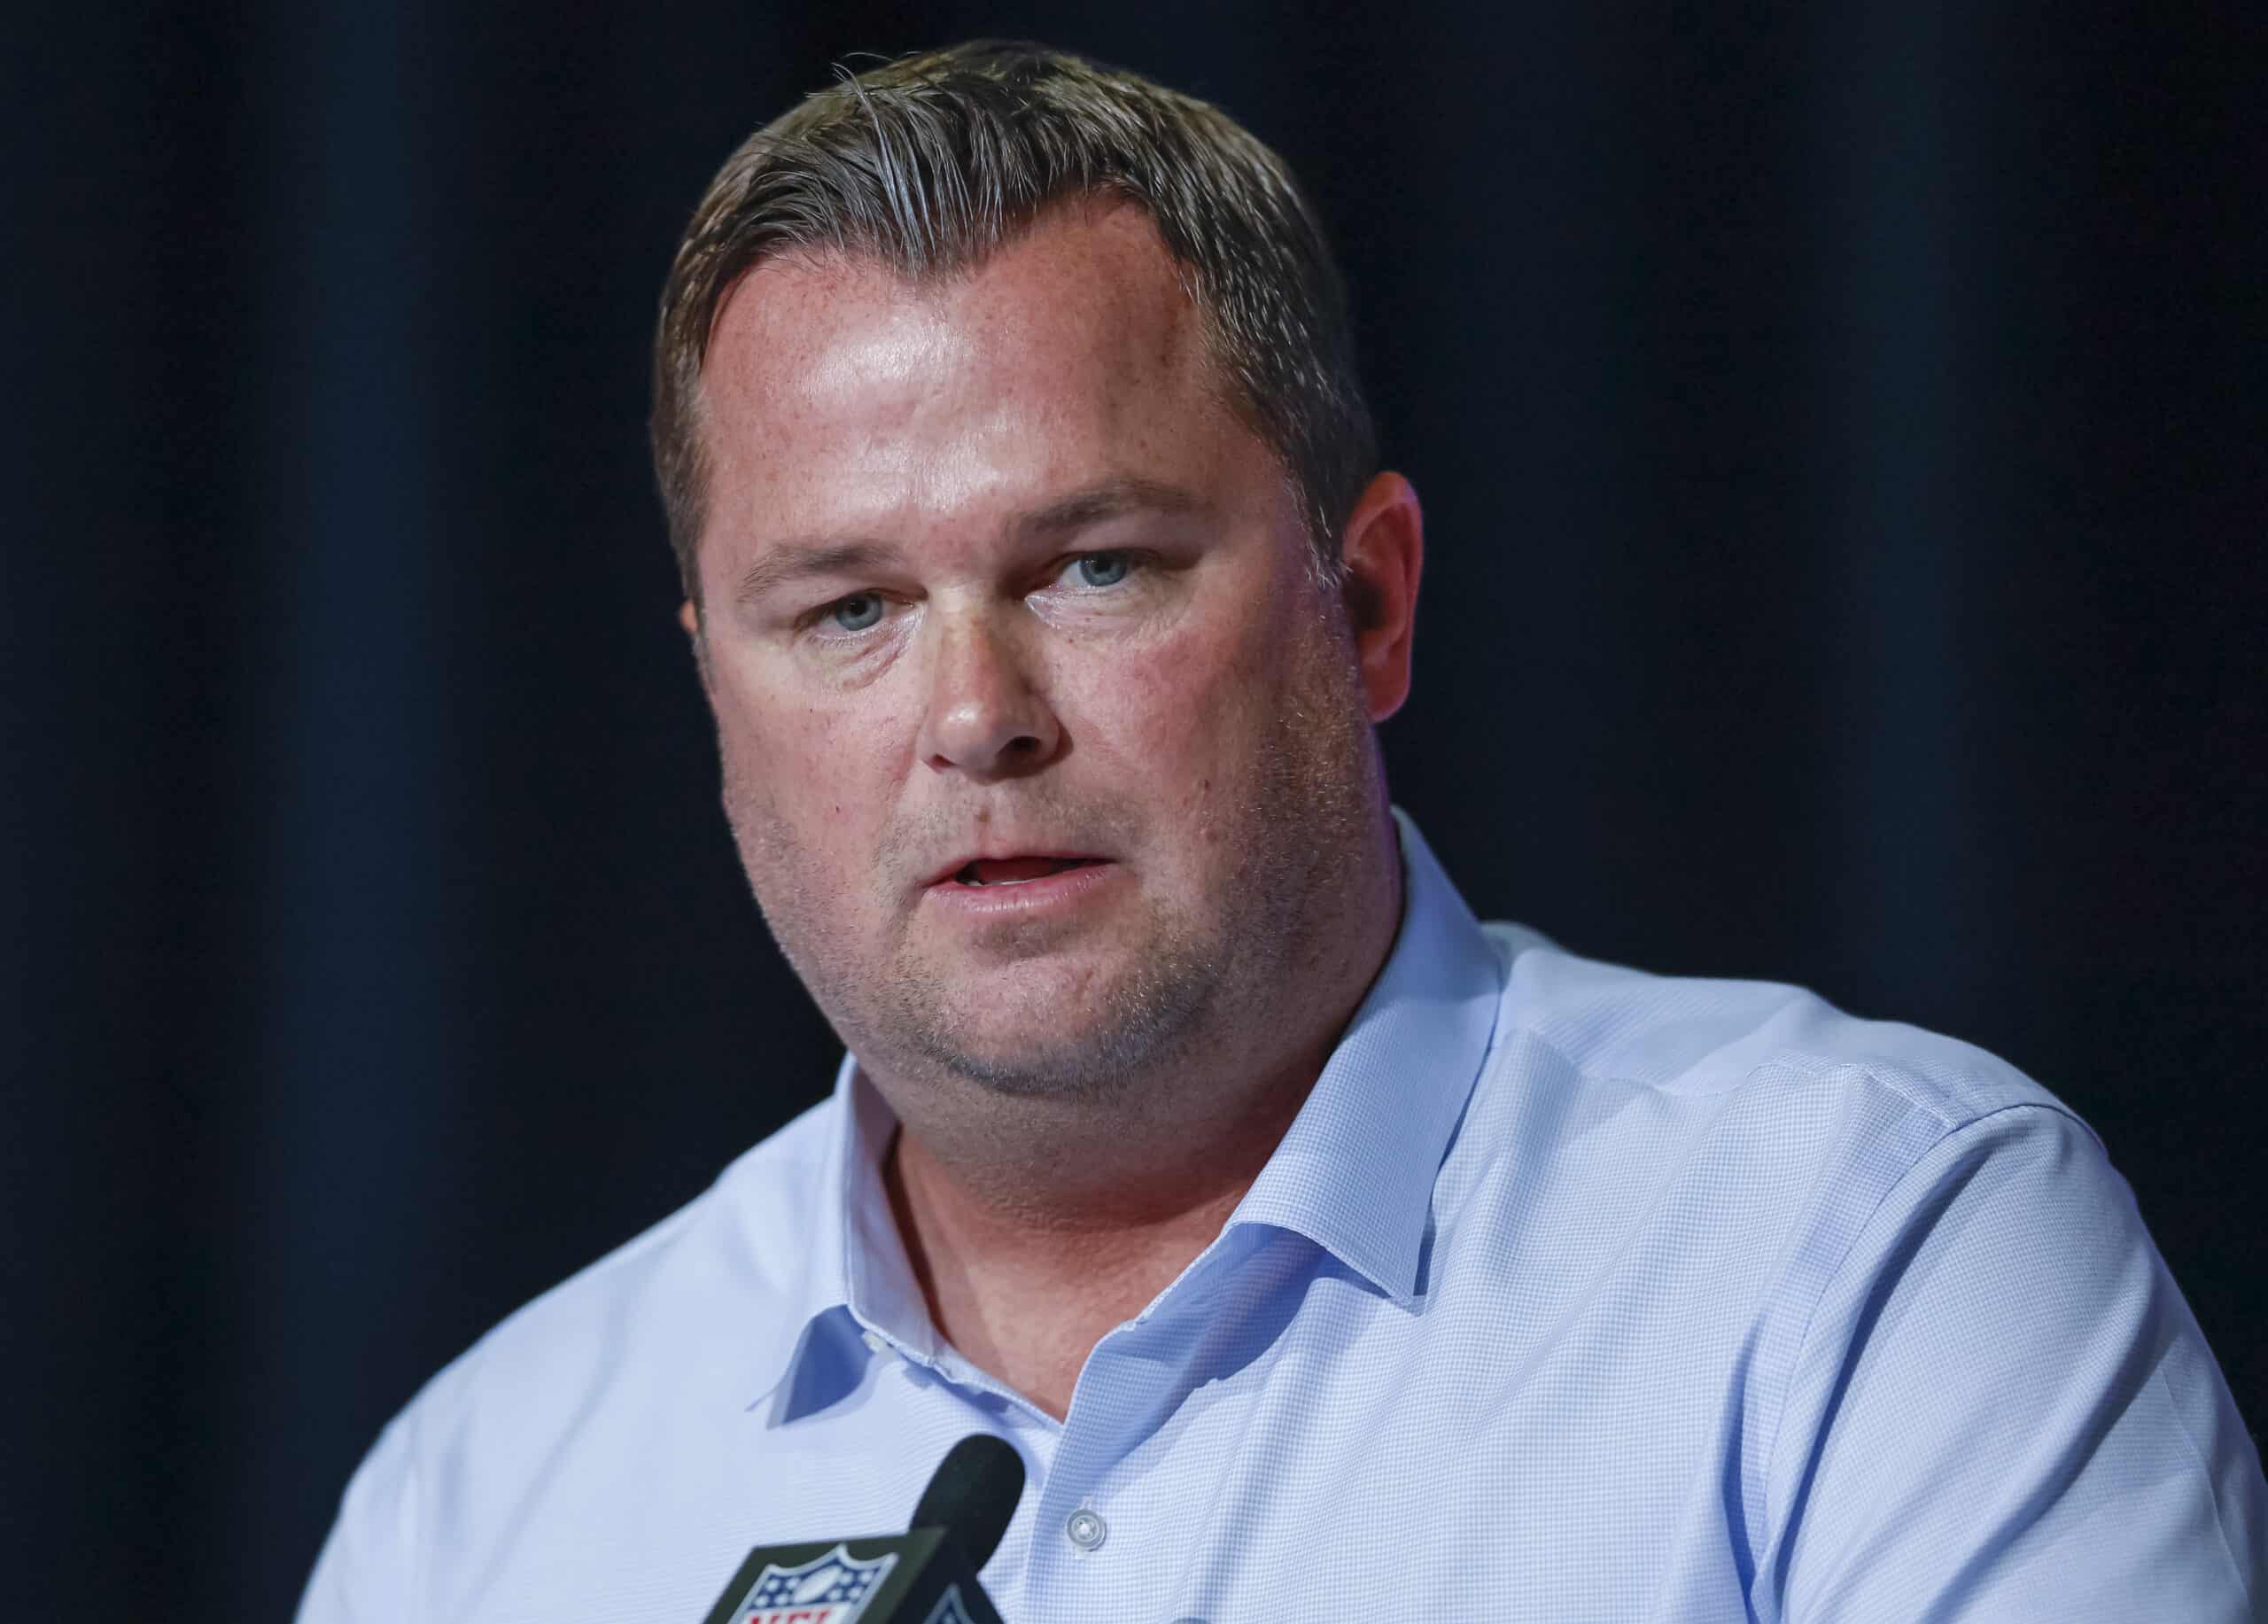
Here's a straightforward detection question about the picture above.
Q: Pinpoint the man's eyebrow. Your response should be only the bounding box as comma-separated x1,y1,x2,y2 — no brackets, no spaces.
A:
731,478,1204,607
1012,476,1204,542
733,540,903,607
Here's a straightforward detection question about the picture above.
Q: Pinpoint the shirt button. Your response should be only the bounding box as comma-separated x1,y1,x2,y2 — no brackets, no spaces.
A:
860,1330,889,1356
1065,1508,1107,1551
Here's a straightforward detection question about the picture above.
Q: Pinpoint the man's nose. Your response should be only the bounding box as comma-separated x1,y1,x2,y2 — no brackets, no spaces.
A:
914,610,1062,779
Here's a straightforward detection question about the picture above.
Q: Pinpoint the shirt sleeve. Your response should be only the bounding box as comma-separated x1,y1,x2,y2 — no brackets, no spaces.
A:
1758,1101,2264,1622
295,1410,422,1624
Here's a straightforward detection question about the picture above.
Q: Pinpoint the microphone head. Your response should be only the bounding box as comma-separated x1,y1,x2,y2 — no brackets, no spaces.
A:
909,1434,1026,1572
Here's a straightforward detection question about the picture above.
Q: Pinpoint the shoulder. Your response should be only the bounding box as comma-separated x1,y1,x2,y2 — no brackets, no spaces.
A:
408,1093,837,1434
1483,922,2078,1137
1451,933,2268,1611
298,1096,843,1619
1444,925,2113,1325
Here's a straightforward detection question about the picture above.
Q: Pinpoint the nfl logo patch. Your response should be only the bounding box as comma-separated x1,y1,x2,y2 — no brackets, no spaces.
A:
732,1544,899,1623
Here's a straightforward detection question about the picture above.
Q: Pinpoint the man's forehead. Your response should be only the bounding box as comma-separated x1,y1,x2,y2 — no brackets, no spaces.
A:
698,202,1206,411
685,205,1254,573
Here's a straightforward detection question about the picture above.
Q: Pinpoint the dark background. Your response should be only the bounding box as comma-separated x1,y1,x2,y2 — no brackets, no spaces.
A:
5,2,2262,1617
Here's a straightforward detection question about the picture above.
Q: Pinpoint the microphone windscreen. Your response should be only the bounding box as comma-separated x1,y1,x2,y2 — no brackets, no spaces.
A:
909,1434,1026,1572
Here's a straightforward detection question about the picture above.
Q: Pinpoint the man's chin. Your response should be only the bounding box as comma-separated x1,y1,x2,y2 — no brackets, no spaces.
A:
882,962,1217,1100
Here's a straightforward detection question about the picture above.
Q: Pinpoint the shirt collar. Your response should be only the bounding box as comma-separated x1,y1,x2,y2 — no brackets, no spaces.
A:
745,809,1503,1410
744,1051,935,1417
1223,810,1503,1304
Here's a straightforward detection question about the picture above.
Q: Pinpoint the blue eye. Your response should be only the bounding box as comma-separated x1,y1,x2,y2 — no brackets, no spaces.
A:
1071,552,1130,587
829,593,884,632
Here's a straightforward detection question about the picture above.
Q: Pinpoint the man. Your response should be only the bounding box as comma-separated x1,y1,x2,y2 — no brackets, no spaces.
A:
300,43,2264,1621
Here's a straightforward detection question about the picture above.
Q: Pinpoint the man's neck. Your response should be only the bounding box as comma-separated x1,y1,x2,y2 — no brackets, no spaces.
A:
883,1115,1287,1420
872,823,1406,1419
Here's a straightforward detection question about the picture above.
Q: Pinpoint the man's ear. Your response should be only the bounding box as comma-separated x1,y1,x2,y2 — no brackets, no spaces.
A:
678,599,711,694
1337,471,1424,723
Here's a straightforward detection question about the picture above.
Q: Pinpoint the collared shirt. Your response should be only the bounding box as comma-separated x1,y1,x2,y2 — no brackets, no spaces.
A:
299,816,2264,1623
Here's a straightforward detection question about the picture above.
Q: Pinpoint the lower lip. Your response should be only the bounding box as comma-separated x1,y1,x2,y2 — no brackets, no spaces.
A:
922,860,1121,919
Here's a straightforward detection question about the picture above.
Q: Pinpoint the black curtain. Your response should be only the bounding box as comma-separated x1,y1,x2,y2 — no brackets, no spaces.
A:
7,3,2262,1616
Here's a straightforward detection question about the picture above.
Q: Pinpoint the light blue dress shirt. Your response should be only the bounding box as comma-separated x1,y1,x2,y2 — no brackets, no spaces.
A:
300,817,2264,1622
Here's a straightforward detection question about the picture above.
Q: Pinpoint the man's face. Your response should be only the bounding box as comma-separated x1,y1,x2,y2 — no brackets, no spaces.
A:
687,204,1386,1097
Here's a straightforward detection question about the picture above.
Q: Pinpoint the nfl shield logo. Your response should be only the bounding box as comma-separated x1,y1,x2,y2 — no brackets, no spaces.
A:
732,1544,899,1623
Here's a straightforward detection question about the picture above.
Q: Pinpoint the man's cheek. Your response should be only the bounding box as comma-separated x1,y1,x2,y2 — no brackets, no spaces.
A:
729,696,875,796
1107,631,1220,711
1116,700,1236,828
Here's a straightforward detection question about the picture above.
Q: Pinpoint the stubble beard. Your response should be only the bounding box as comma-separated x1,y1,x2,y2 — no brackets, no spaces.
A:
720,637,1380,1105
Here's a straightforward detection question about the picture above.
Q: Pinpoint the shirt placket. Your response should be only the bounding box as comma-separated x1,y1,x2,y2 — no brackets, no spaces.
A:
1012,1249,1247,1624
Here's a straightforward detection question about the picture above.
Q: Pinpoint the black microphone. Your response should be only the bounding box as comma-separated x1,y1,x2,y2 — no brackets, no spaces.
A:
701,1434,1026,1624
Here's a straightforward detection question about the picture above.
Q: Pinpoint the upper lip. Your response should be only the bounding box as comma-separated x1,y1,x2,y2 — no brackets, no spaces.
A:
924,847,1112,886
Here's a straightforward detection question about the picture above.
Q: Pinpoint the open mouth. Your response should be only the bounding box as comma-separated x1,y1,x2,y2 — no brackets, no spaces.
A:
951,857,1103,888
